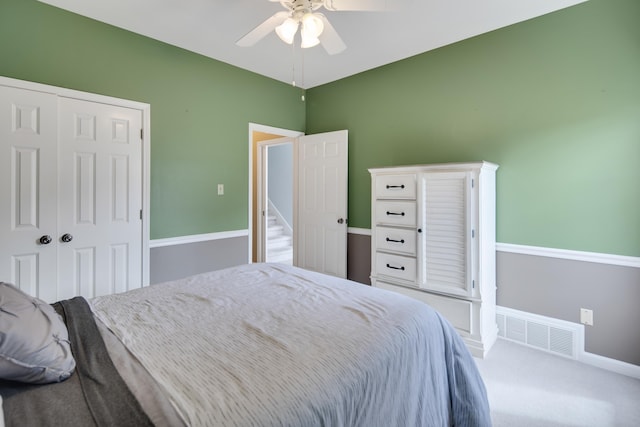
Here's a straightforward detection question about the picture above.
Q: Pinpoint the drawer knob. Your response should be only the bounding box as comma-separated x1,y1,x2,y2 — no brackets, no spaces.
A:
386,263,405,271
386,184,405,189
386,211,405,216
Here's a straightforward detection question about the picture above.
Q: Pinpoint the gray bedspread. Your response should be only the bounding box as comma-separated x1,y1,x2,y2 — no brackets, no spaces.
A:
92,263,491,426
0,297,153,427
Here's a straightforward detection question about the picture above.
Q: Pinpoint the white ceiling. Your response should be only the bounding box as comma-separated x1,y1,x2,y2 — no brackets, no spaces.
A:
39,0,587,89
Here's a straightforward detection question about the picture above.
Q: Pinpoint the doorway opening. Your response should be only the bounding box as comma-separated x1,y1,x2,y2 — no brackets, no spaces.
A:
248,124,303,264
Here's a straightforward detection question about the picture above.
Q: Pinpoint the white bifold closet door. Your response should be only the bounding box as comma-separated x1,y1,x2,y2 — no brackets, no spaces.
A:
0,85,143,302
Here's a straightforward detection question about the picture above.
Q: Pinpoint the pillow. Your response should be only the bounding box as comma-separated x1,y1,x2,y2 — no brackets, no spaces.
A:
0,282,76,384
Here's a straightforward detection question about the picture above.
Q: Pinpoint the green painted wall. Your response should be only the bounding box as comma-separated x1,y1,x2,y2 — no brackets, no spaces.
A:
2,0,638,257
306,0,640,257
0,0,305,239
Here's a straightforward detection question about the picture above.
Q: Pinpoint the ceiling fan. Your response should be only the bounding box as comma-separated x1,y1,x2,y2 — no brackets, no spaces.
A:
236,0,389,55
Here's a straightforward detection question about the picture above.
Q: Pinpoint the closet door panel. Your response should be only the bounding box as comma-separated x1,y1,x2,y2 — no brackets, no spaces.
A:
57,97,143,299
0,86,58,301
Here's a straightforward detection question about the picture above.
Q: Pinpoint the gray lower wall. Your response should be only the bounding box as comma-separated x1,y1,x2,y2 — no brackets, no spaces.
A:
347,233,372,285
151,233,374,286
150,236,248,284
149,232,640,366
497,251,640,366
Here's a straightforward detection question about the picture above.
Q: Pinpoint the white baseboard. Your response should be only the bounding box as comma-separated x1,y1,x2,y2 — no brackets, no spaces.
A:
579,350,640,380
150,230,248,248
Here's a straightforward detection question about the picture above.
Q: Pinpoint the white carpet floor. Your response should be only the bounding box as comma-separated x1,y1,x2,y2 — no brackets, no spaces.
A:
474,339,640,427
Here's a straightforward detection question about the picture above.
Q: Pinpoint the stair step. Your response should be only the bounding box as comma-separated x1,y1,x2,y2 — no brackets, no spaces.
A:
268,235,292,249
267,225,285,237
267,247,293,264
265,210,292,264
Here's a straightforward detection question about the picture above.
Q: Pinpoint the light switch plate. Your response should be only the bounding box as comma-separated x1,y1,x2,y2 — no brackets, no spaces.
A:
580,308,593,326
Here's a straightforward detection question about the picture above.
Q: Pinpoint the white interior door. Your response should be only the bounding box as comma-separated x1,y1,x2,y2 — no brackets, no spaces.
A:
57,97,143,299
296,130,348,278
0,86,59,301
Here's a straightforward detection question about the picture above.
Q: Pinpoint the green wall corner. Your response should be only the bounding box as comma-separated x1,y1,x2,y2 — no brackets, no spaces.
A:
306,0,640,257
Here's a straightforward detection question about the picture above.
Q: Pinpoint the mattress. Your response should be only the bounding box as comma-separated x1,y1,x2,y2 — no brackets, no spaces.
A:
91,263,491,426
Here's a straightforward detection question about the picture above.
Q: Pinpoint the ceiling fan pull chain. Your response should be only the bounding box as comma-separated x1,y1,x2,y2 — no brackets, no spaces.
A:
301,43,306,101
291,34,297,87
301,42,305,87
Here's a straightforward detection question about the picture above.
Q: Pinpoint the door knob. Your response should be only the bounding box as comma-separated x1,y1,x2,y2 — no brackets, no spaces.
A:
61,233,73,243
337,218,344,224
39,235,52,245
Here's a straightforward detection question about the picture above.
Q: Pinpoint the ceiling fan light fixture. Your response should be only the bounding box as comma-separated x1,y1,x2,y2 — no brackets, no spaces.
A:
301,13,324,38
275,17,299,44
300,13,323,49
300,34,320,48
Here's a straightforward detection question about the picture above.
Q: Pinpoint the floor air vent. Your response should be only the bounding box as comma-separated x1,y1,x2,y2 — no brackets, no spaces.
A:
496,307,584,359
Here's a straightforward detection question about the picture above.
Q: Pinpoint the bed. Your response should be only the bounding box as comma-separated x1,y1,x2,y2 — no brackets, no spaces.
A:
0,263,491,426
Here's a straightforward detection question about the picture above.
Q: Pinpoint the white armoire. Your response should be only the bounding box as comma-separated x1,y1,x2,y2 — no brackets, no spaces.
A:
369,161,498,357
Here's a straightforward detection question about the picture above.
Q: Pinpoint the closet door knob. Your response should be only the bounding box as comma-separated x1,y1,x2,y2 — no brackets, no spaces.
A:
39,235,52,245
61,233,73,243
337,218,345,224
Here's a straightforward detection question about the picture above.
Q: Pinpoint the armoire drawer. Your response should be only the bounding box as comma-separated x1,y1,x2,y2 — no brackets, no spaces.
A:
375,174,416,199
375,252,417,282
375,201,416,227
374,281,473,335
375,227,416,256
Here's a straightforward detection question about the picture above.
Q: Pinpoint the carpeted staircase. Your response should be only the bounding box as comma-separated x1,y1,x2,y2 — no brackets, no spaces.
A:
266,213,293,265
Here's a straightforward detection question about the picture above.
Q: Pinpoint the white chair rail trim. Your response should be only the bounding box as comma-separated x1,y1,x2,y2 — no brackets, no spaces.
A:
150,230,249,248
496,243,640,269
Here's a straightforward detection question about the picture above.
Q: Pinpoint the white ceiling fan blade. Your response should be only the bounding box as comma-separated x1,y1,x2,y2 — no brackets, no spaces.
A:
323,0,390,11
317,14,346,55
236,11,289,47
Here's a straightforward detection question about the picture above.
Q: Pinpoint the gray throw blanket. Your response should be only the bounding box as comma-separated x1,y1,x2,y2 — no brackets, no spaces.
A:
0,297,153,427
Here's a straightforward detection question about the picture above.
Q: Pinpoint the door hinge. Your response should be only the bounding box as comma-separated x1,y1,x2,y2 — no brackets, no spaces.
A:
472,229,475,238
471,178,475,188
140,129,143,140
472,280,475,289
139,209,142,220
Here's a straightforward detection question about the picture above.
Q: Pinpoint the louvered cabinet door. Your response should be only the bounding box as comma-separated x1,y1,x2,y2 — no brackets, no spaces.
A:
417,170,476,298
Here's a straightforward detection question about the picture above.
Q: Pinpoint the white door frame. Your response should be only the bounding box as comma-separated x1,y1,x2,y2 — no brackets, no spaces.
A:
0,76,152,287
248,123,303,263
